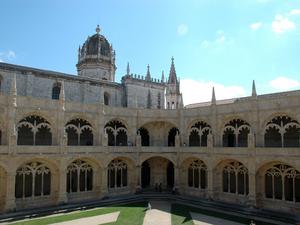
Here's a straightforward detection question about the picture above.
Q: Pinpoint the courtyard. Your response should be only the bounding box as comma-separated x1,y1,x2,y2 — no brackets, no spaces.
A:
0,200,281,225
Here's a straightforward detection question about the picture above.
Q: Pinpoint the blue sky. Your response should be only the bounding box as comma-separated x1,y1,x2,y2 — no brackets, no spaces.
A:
1,0,300,105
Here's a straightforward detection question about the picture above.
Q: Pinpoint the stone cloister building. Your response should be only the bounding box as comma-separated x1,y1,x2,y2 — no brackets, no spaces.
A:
0,26,299,215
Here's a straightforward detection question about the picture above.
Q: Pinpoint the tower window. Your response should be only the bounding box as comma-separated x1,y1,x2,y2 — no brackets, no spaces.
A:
52,82,61,100
157,93,161,109
104,92,110,106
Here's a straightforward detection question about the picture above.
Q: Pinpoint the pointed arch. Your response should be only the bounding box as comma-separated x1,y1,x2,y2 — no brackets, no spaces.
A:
104,120,128,146
222,119,251,147
188,121,211,147
65,118,93,146
17,115,52,145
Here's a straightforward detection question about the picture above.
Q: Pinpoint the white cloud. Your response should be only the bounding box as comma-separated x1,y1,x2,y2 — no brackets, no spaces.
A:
250,22,263,30
200,40,209,48
269,76,300,91
181,78,246,105
216,30,226,43
272,14,296,34
0,50,16,62
177,24,188,36
290,9,300,15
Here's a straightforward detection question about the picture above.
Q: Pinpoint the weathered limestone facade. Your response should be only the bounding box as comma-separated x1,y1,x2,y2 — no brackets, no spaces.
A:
0,26,299,216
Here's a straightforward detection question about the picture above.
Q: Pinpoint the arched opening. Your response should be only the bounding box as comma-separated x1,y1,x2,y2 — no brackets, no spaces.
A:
141,157,174,191
222,160,249,195
141,161,150,188
105,120,128,146
66,159,93,193
264,163,300,202
187,159,207,189
15,162,51,199
17,115,52,145
137,127,150,146
107,159,128,189
52,82,61,100
264,116,300,147
168,127,179,146
188,121,211,146
104,92,110,106
65,118,93,146
223,119,250,147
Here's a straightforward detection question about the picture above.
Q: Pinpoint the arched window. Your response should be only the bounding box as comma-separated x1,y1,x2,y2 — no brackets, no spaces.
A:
264,116,300,147
104,92,110,106
188,160,207,189
15,162,51,198
265,163,300,202
67,160,93,193
17,115,52,145
189,121,211,146
222,161,249,195
168,127,179,146
137,127,150,146
107,159,128,189
147,90,151,109
65,119,93,146
105,120,128,146
223,119,250,147
52,82,61,100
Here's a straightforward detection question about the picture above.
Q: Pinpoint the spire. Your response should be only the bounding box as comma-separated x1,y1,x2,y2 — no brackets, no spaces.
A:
211,87,216,105
126,62,130,75
146,64,151,81
96,24,101,34
168,56,177,84
161,70,165,83
252,80,257,97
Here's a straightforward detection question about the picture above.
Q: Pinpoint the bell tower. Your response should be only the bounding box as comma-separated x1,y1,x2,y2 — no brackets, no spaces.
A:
165,57,183,109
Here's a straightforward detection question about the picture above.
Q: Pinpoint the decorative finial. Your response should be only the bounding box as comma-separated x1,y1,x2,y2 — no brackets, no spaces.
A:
96,25,101,34
211,87,216,105
171,56,174,63
161,70,165,82
127,62,130,75
252,80,257,97
146,64,151,81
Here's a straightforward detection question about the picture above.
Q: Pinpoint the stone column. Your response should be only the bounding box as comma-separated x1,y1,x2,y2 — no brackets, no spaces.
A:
101,167,108,196
4,171,16,212
57,166,67,205
174,166,179,192
136,165,141,193
207,168,214,200
248,172,257,207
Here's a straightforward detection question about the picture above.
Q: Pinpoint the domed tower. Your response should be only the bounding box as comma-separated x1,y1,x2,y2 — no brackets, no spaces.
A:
76,25,116,81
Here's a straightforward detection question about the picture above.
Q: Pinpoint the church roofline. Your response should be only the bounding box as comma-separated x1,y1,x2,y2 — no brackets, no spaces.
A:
185,89,300,109
0,62,122,88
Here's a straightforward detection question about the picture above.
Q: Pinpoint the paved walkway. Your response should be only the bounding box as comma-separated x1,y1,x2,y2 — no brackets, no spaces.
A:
190,211,244,225
50,211,120,225
143,201,171,225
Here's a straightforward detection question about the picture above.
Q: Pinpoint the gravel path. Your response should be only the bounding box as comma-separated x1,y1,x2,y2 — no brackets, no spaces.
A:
50,211,120,225
143,201,171,225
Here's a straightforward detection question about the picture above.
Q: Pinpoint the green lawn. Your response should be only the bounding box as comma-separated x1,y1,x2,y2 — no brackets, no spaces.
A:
10,202,147,225
171,203,276,225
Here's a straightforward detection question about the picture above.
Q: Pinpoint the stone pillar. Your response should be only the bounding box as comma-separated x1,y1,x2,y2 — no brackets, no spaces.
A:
57,166,67,205
248,172,257,207
175,132,180,147
4,171,16,212
174,166,179,191
248,132,255,149
207,169,214,200
102,131,108,147
136,165,141,193
101,167,108,196
207,132,213,148
136,132,141,147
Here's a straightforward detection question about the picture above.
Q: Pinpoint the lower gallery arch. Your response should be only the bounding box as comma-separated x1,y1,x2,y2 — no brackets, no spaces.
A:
214,159,249,203
140,156,174,191
256,161,300,211
15,159,59,208
107,157,135,194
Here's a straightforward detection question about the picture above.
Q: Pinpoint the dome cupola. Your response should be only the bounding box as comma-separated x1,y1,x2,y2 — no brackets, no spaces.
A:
76,25,116,81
